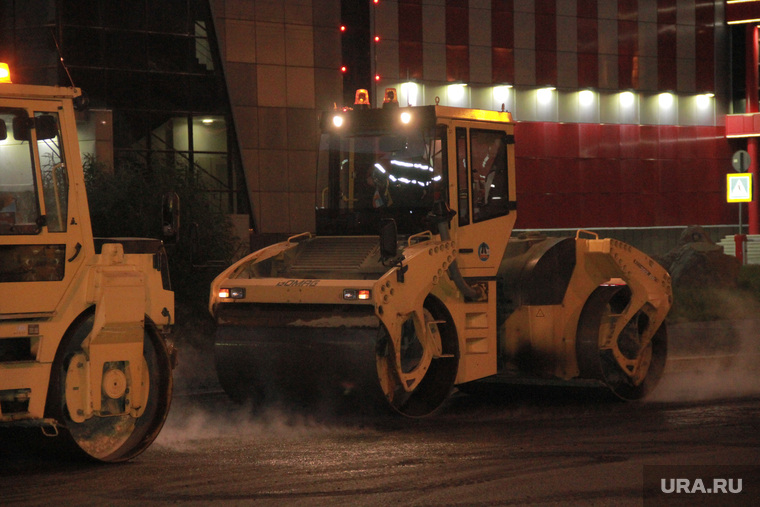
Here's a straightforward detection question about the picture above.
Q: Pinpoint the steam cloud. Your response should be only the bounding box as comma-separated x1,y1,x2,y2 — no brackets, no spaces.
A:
651,317,760,402
154,343,365,449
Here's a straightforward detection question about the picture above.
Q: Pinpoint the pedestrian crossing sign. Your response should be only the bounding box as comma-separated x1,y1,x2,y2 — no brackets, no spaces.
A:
727,173,752,203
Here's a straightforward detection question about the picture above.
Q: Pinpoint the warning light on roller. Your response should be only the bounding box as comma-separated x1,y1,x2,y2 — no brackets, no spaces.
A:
343,289,371,300
219,287,245,299
0,63,11,84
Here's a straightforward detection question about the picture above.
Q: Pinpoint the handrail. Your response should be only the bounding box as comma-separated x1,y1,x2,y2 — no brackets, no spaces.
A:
148,132,229,189
575,229,599,240
407,230,433,246
287,232,312,244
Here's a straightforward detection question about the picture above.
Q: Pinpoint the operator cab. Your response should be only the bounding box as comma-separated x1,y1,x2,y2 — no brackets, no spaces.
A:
315,88,517,275
316,92,447,236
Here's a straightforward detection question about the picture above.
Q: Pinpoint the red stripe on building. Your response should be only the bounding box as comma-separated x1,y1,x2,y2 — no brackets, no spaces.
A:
446,0,469,82
398,0,423,80
657,0,677,90
534,0,557,85
618,0,638,89
695,0,715,92
514,122,732,228
577,0,598,88
492,0,514,84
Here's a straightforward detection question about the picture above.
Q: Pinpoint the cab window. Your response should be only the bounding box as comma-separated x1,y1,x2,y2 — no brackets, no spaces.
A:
37,112,68,232
470,129,510,222
0,110,67,234
0,108,40,234
456,127,469,226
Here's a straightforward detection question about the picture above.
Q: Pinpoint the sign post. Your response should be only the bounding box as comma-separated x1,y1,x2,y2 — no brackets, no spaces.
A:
730,150,754,234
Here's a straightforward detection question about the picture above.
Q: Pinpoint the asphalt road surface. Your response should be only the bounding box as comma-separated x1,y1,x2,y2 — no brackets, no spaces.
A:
2,327,760,506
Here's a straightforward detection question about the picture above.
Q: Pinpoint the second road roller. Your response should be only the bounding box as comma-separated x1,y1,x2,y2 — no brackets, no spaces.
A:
209,89,672,417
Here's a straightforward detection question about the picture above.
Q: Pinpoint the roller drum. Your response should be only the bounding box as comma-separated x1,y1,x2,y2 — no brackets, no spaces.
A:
214,323,383,409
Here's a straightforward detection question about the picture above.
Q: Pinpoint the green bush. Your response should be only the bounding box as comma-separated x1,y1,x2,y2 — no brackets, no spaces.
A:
83,155,236,309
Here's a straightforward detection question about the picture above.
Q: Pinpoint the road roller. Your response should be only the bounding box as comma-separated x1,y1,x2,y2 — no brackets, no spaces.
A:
1,65,175,460
210,89,672,417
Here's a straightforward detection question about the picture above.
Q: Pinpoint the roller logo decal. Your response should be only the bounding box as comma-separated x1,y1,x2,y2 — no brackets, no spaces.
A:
276,279,320,287
478,242,490,262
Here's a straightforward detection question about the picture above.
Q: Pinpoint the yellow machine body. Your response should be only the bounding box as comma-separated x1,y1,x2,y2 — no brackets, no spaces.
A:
0,80,174,461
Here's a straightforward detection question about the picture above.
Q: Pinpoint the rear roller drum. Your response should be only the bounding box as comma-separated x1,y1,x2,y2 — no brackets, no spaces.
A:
45,312,173,462
375,298,459,417
576,286,667,400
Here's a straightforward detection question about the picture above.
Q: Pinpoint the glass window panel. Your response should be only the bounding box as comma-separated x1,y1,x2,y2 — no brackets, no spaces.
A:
471,129,510,223
0,108,41,234
37,112,68,232
192,115,226,152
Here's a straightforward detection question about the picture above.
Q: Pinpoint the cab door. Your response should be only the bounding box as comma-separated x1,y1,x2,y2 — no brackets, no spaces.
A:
0,100,87,316
450,123,517,277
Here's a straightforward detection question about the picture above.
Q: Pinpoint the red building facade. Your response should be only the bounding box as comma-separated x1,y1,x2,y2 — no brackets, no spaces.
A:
371,1,746,232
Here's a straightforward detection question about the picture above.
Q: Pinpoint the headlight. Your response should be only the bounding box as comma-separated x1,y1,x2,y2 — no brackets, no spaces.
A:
219,287,245,299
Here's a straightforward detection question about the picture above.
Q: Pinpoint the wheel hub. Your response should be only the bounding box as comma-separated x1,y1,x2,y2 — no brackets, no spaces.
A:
102,367,128,399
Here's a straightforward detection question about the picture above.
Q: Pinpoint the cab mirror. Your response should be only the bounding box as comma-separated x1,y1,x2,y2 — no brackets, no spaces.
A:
35,115,58,140
162,192,180,242
12,115,57,141
12,116,32,141
379,218,398,261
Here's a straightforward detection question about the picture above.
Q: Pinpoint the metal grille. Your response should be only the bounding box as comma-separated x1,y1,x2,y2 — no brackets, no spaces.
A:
290,237,378,271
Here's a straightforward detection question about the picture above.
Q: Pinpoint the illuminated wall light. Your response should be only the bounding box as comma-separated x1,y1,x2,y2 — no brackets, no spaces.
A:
401,81,418,106
332,115,344,127
340,65,347,73
579,89,595,107
375,74,381,82
400,112,411,124
696,93,714,109
493,85,512,104
619,91,635,108
448,83,466,102
537,87,555,104
374,35,380,42
340,25,346,32
658,92,674,108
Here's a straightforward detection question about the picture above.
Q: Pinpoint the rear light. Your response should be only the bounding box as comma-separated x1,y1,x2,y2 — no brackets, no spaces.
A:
343,289,371,300
219,287,245,299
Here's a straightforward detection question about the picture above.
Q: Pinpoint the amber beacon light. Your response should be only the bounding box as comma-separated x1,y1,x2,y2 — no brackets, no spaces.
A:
0,63,11,83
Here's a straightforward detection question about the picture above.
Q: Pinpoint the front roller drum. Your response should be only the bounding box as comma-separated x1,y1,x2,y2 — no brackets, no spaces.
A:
576,285,667,400
375,298,459,417
45,312,173,462
215,325,383,409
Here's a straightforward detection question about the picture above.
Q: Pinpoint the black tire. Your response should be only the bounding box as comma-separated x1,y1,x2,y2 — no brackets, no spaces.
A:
45,311,173,462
